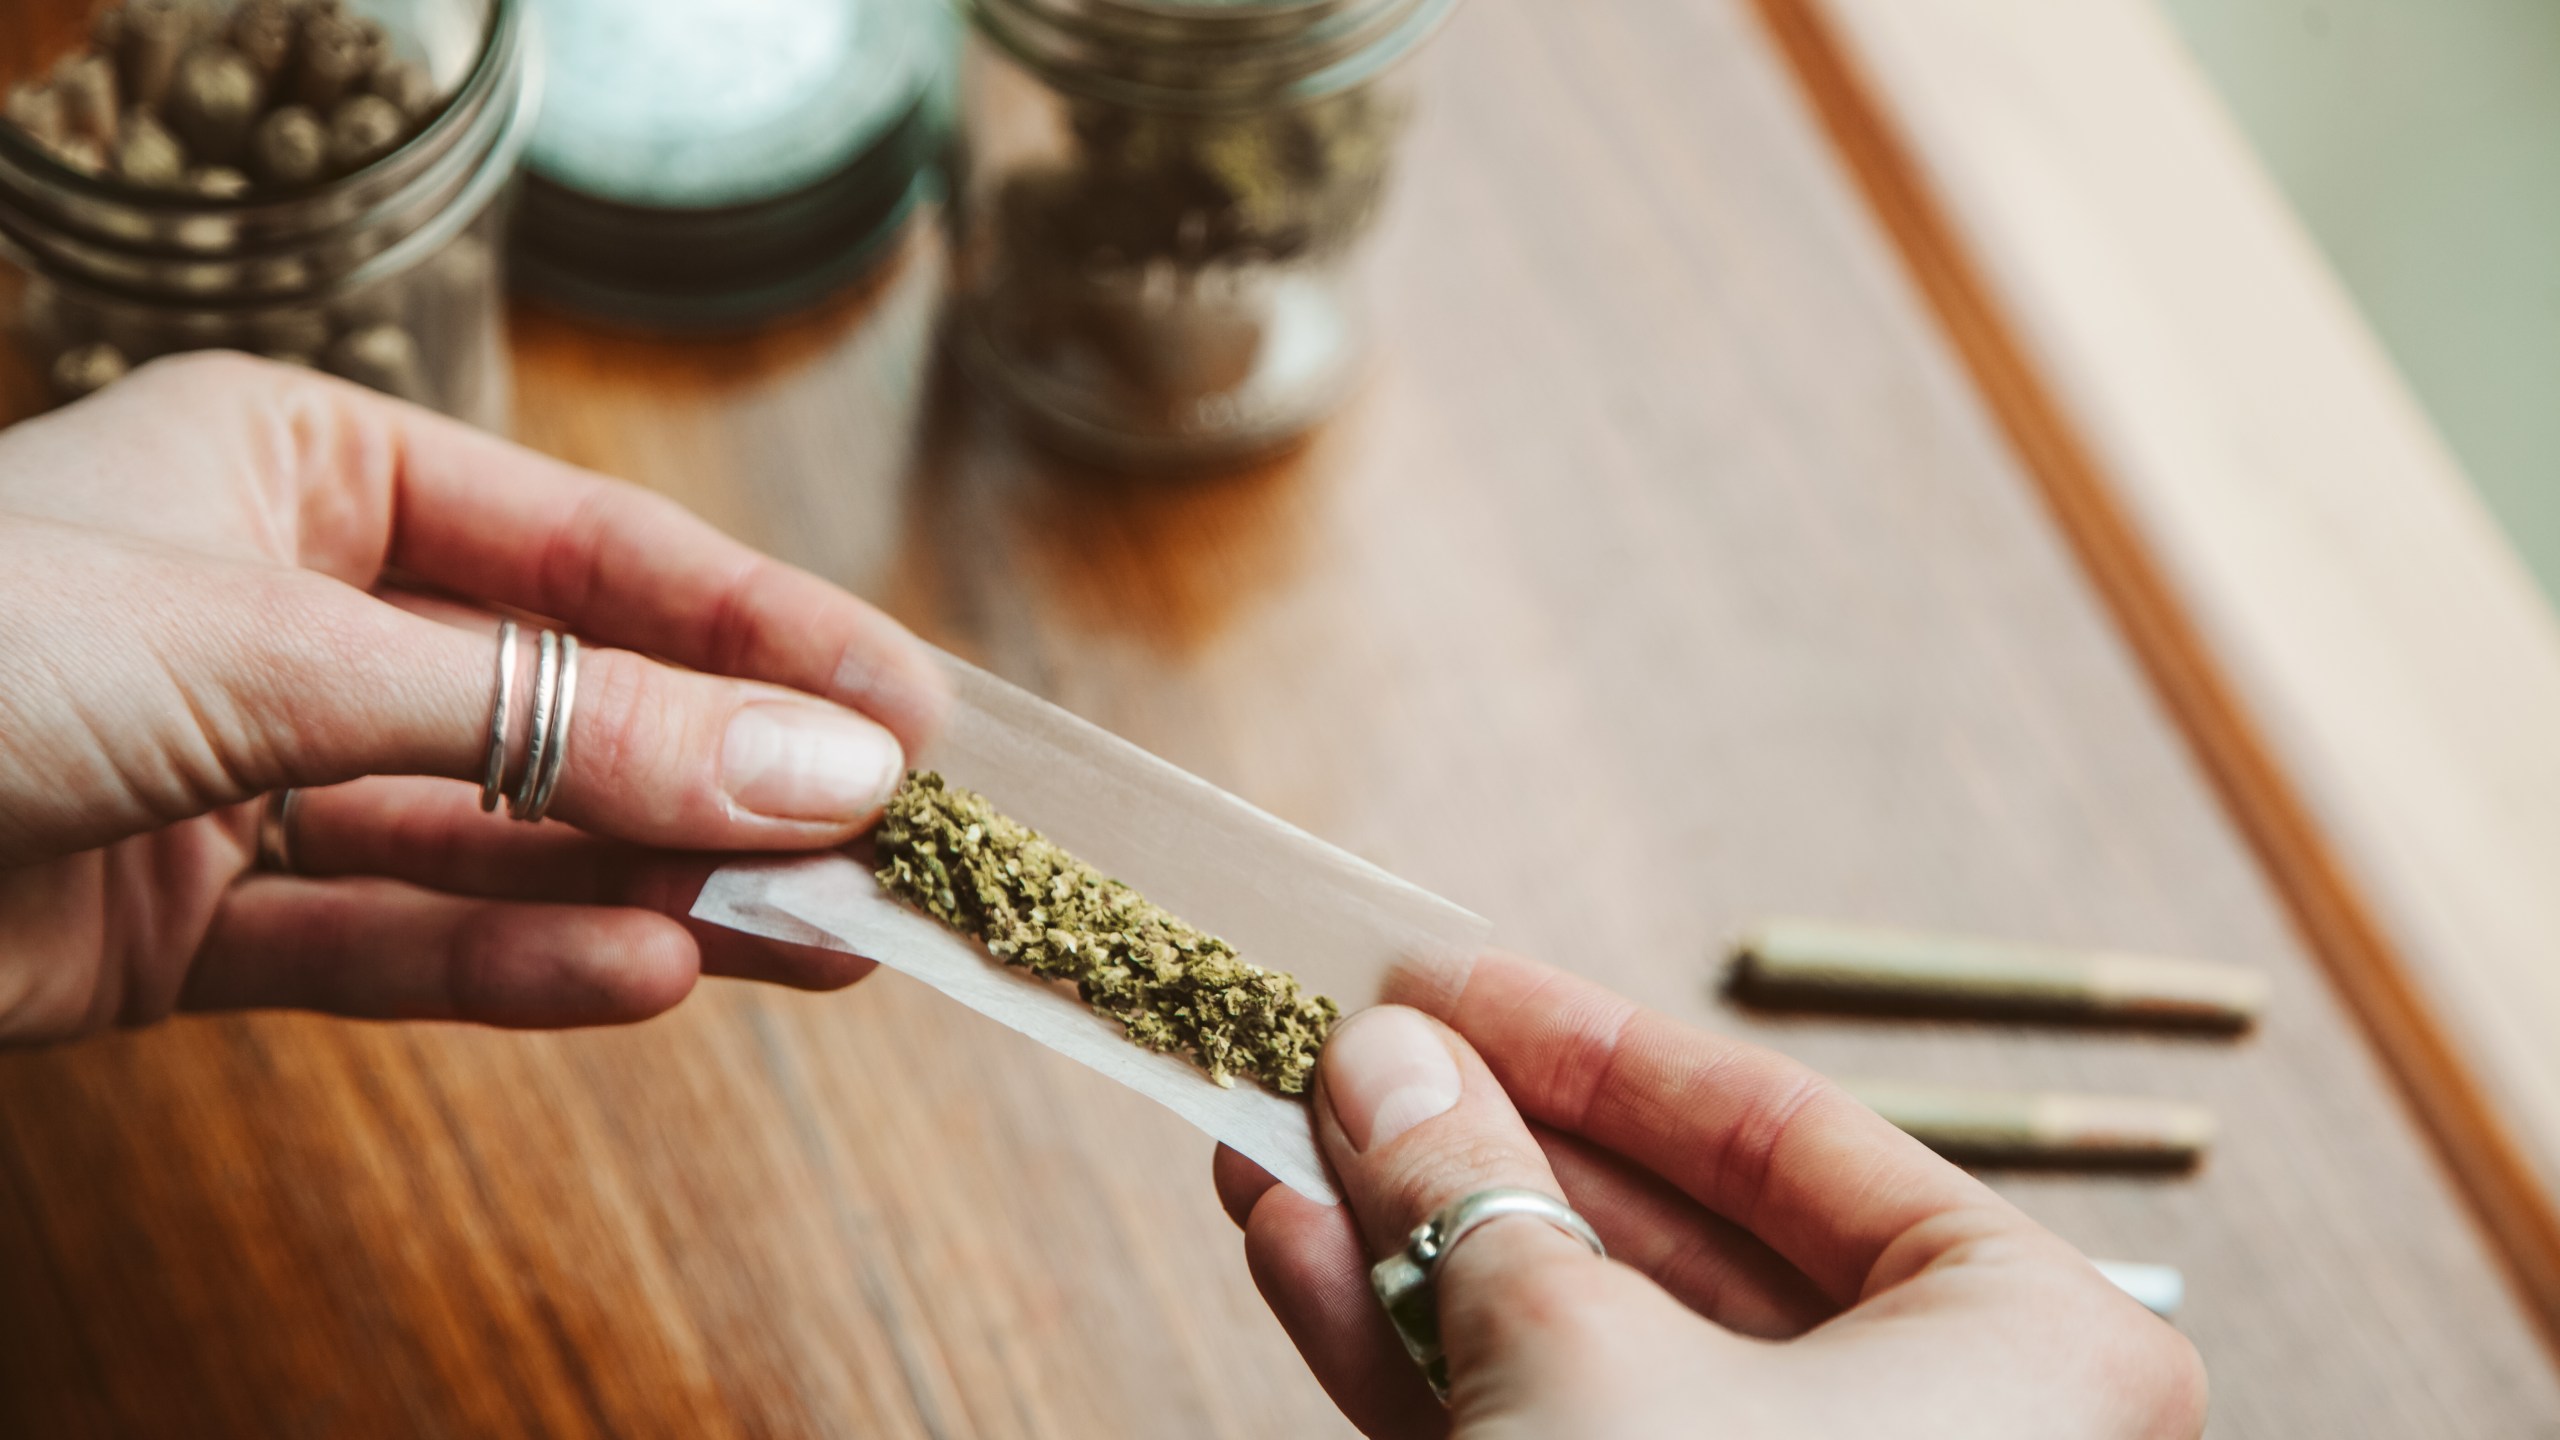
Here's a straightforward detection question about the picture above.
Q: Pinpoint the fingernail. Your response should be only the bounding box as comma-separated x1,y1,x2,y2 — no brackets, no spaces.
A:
1324,1007,1462,1154
720,702,902,824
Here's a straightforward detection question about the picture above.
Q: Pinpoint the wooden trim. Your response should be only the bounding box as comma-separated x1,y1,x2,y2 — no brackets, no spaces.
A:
1747,0,2560,1346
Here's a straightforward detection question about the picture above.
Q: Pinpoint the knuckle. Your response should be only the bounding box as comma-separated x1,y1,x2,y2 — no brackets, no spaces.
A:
1379,1128,1542,1230
533,484,621,617
564,651,670,802
534,479,702,623
1704,1065,1832,1228
1511,970,1639,1129
700,552,787,675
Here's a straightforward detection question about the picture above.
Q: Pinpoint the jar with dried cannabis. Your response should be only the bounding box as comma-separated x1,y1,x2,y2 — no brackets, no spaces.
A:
0,0,536,426
948,0,1458,468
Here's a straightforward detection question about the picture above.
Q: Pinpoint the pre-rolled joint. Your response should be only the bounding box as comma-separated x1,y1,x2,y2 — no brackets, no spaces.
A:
1843,1078,2215,1169
1729,918,2268,1030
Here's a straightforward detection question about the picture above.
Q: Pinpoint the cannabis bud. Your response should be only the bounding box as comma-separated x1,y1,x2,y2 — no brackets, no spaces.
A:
874,771,1340,1096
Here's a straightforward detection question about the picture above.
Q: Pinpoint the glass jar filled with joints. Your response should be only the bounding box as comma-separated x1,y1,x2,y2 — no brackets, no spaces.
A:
0,0,537,427
948,0,1457,470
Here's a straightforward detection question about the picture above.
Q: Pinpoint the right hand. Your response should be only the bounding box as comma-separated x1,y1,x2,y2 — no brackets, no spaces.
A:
1216,953,2208,1438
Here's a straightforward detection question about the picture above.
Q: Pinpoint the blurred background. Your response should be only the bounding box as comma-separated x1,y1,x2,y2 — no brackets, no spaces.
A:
2,0,2557,1436
2160,0,2560,602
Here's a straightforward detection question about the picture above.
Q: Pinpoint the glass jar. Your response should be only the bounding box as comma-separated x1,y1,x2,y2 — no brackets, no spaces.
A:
0,0,537,428
511,0,952,331
948,0,1457,469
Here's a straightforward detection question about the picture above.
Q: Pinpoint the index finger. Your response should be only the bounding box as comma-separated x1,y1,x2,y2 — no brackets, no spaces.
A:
317,371,946,750
1386,952,2021,1304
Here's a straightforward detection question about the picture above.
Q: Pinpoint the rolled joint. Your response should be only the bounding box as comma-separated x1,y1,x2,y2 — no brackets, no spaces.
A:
1728,918,2269,1030
1843,1078,2216,1169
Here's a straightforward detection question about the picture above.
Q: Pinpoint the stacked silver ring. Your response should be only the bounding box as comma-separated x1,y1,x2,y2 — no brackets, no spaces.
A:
255,787,303,873
480,618,582,823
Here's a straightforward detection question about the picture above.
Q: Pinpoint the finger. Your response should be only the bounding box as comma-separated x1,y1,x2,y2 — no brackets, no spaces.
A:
1236,1169,1451,1439
1386,952,2026,1304
94,561,909,852
1531,1124,1832,1338
257,362,946,749
366,595,909,855
1222,1126,1828,1343
81,356,946,749
3,364,925,864
293,774,639,899
1314,1007,1575,1256
547,636,912,848
1312,1007,1714,1418
287,776,879,992
183,875,698,1028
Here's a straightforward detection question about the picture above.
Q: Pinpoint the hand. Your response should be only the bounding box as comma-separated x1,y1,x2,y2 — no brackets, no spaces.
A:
0,354,947,1044
1216,953,2208,1438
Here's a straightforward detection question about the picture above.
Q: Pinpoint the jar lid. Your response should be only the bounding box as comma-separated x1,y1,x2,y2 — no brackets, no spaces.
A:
511,0,952,329
973,0,1454,108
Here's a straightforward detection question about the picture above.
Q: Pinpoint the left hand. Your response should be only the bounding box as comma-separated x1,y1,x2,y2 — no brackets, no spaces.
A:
0,353,947,1044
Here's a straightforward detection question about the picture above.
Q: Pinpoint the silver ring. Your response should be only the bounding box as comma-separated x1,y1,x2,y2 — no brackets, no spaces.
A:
520,633,578,822
1370,1187,1606,1403
509,629,559,821
505,629,579,823
479,619,519,812
255,788,304,874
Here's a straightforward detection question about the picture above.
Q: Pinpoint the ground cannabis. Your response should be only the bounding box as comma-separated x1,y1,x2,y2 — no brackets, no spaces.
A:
875,771,1339,1096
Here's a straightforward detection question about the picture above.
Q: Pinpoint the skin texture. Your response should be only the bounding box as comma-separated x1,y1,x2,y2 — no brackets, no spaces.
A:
1215,952,2211,1439
0,354,950,1044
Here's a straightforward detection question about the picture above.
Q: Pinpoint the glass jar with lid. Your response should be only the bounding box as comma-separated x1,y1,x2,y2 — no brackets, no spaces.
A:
947,0,1458,469
509,0,951,331
0,0,537,427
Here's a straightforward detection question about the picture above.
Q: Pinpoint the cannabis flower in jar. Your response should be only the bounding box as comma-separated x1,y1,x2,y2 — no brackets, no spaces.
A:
947,0,1460,470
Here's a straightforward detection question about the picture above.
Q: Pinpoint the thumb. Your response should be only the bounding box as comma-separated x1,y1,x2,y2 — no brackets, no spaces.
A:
1314,1006,1694,1423
9,542,904,861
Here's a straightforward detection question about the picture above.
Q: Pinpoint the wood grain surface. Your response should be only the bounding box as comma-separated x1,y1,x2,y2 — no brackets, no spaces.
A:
4,1,2557,1436
1773,0,2560,1346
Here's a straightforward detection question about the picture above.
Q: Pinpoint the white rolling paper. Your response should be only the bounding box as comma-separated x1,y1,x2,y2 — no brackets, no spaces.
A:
692,651,1492,1205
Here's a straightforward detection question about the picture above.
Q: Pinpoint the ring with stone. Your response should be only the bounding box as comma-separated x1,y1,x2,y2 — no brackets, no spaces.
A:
1369,1187,1607,1403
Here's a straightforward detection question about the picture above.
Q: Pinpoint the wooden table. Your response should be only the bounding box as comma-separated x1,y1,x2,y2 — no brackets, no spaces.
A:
5,0,2556,1434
